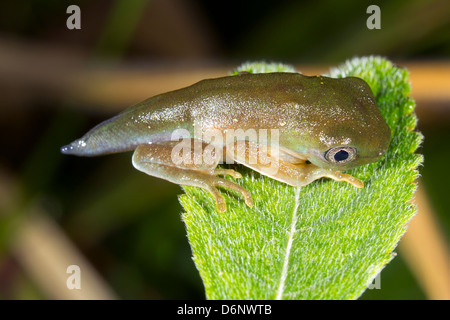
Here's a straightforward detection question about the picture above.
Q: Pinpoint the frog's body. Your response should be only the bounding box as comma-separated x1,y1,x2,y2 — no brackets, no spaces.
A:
61,72,391,212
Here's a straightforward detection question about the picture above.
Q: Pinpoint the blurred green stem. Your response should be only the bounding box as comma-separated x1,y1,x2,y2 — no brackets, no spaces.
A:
94,0,149,60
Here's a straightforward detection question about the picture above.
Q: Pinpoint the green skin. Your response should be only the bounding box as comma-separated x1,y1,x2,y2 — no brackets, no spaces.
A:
61,72,391,212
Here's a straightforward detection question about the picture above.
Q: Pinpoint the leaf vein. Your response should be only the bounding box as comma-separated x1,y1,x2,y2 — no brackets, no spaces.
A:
275,187,301,299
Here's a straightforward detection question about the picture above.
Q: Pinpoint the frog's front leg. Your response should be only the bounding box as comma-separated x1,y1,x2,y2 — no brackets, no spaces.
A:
132,140,253,213
226,141,363,188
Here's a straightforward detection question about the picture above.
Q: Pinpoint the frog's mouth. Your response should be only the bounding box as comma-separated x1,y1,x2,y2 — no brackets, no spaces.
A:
276,146,309,164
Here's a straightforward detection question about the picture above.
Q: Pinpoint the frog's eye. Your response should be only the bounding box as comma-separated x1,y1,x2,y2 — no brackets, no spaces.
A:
324,146,356,164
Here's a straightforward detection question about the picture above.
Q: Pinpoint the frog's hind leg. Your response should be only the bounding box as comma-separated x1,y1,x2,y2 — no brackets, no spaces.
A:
132,140,253,212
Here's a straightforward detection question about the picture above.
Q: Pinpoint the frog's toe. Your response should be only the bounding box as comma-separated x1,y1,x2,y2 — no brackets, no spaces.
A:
211,177,254,208
338,173,364,188
213,168,242,179
204,184,228,213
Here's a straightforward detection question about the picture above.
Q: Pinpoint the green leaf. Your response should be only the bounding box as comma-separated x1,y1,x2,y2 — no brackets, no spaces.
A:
179,57,423,300
230,61,297,75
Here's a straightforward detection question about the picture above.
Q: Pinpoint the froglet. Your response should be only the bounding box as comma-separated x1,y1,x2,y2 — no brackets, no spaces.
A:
61,72,391,212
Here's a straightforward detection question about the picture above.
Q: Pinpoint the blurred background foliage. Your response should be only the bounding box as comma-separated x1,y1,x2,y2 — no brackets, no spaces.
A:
0,0,449,299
